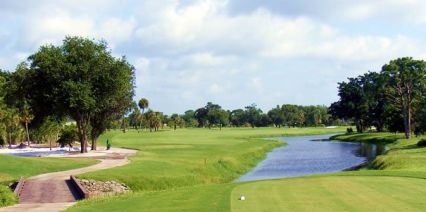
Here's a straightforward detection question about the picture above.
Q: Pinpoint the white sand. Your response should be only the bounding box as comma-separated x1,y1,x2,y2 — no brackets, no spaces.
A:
0,146,136,158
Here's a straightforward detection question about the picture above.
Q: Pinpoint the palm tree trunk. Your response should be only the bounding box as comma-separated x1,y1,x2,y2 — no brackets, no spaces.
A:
25,122,30,147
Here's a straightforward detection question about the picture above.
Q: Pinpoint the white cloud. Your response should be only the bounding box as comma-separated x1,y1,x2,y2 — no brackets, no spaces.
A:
2,0,426,113
209,83,223,94
24,10,95,47
134,1,424,62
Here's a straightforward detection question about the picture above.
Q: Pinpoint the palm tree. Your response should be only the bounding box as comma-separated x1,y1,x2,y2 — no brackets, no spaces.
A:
138,98,149,131
4,109,20,148
138,98,149,113
20,105,34,147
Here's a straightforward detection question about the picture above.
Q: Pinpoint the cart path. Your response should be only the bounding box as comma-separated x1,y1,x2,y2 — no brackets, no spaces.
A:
0,148,136,212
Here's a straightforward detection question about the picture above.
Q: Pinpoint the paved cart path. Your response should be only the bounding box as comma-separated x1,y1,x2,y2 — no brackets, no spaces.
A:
0,148,136,212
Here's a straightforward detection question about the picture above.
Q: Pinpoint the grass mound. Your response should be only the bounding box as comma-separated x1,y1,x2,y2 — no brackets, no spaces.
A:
330,132,403,143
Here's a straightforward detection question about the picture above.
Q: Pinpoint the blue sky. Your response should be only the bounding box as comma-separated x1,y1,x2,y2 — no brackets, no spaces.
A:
1,0,426,114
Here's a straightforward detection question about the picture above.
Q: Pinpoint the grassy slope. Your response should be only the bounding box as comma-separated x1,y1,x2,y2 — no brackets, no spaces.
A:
78,127,345,191
70,130,426,212
68,127,346,211
333,133,426,173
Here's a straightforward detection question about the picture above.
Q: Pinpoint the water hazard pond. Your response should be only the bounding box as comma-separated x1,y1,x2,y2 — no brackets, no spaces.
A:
239,134,387,182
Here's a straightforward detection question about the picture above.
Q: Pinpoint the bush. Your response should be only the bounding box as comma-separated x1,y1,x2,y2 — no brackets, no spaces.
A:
346,127,354,134
417,139,426,147
0,185,17,207
58,125,78,148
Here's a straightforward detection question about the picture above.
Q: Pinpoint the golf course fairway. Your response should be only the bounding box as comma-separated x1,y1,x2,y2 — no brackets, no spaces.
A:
50,128,426,211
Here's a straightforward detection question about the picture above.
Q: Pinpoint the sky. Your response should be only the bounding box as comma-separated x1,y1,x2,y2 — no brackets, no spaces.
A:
1,0,426,114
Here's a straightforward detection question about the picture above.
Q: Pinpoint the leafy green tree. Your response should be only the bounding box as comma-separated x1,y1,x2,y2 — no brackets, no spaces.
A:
17,36,134,153
58,124,78,149
194,107,208,127
230,109,246,127
2,108,22,147
170,114,184,130
129,108,143,130
207,108,229,129
244,104,262,128
88,55,134,150
381,57,426,138
267,105,284,127
190,119,199,128
281,104,304,127
329,76,370,132
19,104,34,146
33,117,62,150
145,110,162,132
182,110,195,127
256,113,272,127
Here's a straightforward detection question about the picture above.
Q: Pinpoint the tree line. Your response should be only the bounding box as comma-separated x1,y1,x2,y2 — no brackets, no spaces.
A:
125,102,335,130
330,57,426,139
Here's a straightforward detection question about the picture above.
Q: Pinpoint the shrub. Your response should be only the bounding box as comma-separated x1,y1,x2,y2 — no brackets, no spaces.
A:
58,125,78,148
346,127,354,134
0,185,17,207
417,139,426,147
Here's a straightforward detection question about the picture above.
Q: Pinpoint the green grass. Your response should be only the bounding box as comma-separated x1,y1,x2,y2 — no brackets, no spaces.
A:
70,129,426,211
333,133,426,173
0,186,16,207
231,176,426,212
0,154,97,185
78,127,346,191
68,184,236,212
330,132,403,143
68,128,426,211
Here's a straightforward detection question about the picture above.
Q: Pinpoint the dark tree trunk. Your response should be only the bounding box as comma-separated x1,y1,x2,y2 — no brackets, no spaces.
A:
77,118,88,153
356,120,364,133
91,137,97,151
403,107,411,139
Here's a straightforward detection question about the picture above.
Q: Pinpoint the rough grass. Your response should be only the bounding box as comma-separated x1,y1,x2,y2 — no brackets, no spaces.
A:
0,186,16,207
